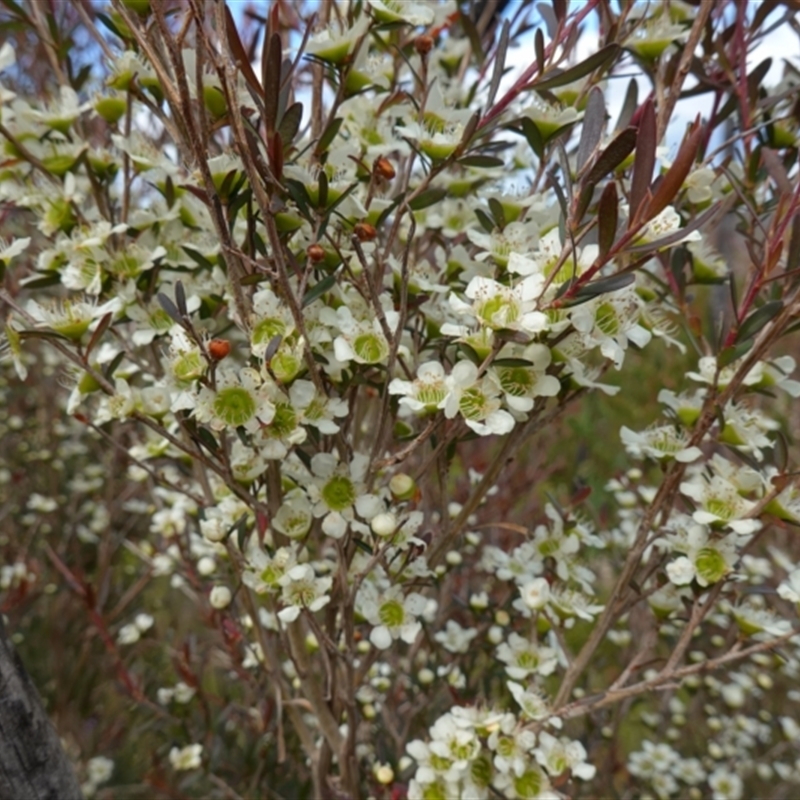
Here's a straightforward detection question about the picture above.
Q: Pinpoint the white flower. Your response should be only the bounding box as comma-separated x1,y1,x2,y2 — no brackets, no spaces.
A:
86,756,114,785
442,360,516,436
169,743,203,771
368,0,434,26
620,424,702,462
535,731,596,780
679,474,761,535
434,620,479,654
519,578,550,611
496,632,558,679
357,582,427,649
448,274,549,335
389,361,449,413
194,367,276,433
277,564,332,624
777,569,800,604
0,236,30,264
708,766,743,800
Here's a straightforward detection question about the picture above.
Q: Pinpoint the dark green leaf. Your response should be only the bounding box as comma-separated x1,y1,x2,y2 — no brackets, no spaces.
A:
18,273,61,289
533,45,620,91
487,20,510,108
645,117,704,221
630,98,656,224
519,117,543,159
157,292,183,324
597,182,618,259
86,313,112,359
614,78,638,132
277,101,303,146
302,273,337,307
103,350,126,381
458,154,505,168
316,117,343,157
735,300,783,344
492,358,534,367
536,2,557,38
569,272,635,304
352,538,374,555
318,170,328,210
196,426,220,455
535,28,545,77
225,5,262,99
182,246,215,271
577,87,606,174
175,280,188,317
474,208,495,233
584,127,637,185
488,197,506,229
718,340,753,368
409,187,447,211
263,32,281,134
628,204,718,254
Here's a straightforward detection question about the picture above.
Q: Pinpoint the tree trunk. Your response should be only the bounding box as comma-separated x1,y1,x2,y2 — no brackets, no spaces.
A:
0,616,82,800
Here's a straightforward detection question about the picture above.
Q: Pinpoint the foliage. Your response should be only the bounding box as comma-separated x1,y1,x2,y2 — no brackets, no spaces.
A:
2,0,800,798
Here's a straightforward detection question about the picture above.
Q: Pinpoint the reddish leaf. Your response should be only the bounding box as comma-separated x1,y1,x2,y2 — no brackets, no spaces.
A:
629,98,656,226
644,116,704,221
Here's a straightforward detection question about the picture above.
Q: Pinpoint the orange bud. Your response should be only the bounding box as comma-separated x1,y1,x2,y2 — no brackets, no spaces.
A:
373,156,396,181
353,222,377,242
307,243,326,263
414,34,434,56
207,338,231,361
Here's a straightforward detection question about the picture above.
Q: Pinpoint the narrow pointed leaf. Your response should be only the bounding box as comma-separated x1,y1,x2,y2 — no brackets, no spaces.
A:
629,98,656,224
576,86,606,173
597,182,618,258
224,5,261,98
645,116,704,221
735,300,783,344
584,127,637,185
533,45,620,91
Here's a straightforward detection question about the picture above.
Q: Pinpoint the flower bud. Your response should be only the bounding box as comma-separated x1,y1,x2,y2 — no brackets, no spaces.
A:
373,156,396,181
353,222,377,242
415,34,434,56
389,473,417,501
207,338,231,361
371,512,398,538
210,586,232,609
307,243,326,263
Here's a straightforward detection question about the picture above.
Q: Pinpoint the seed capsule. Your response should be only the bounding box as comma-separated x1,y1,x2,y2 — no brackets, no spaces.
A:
353,222,377,242
373,156,396,181
306,243,326,263
207,339,231,361
414,34,434,56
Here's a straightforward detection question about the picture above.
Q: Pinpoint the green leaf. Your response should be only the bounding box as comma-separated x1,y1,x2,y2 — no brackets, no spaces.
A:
583,127,636,185
157,292,183,325
302,273,337,307
629,98,656,224
409,187,447,211
316,117,343,158
263,32,281,134
533,44,620,91
488,197,506,229
277,101,303,146
597,182,618,259
474,208,495,233
225,5,262,100
576,86,606,173
519,117,544,159
182,246,216,271
735,300,783,344
567,272,635,306
487,19,510,108
718,340,753,368
457,154,505,168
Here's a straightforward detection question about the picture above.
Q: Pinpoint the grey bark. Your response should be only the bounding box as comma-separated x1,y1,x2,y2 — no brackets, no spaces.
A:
0,616,82,800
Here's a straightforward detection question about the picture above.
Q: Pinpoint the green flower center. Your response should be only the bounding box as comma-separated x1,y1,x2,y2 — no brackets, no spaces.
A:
213,386,257,427
595,302,620,336
252,317,286,345
514,767,545,799
498,366,535,397
378,598,405,629
172,351,205,382
267,402,297,438
353,332,388,364
459,387,489,421
695,547,728,584
321,475,356,511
